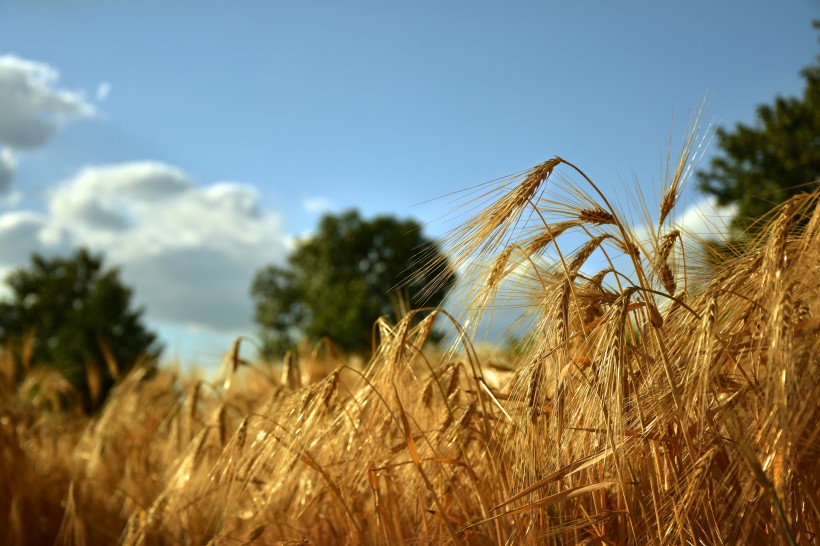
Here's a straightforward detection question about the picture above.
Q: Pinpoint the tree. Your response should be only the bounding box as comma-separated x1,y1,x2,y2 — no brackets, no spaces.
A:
0,249,161,411
697,23,820,231
251,210,455,356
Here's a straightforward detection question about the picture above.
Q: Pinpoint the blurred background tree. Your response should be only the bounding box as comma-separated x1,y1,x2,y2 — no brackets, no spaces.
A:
251,209,455,357
0,249,161,412
697,21,820,232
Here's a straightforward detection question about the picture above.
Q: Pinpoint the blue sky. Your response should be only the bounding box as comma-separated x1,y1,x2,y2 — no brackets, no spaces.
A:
0,0,817,368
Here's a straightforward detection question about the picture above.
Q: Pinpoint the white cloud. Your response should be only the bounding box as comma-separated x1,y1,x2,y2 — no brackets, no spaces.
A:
0,54,95,150
40,161,288,332
673,196,736,240
96,81,111,102
302,196,335,215
0,148,15,194
122,246,268,331
49,161,194,232
0,211,70,268
629,196,736,250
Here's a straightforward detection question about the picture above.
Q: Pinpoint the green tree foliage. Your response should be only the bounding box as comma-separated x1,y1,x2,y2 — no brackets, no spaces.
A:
698,24,820,231
0,249,161,411
251,210,455,356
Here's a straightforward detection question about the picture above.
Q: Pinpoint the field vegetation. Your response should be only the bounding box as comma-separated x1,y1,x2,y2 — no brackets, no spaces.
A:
1,146,819,545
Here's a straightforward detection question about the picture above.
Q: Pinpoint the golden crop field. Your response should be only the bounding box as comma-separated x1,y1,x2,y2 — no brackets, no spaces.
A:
1,151,818,545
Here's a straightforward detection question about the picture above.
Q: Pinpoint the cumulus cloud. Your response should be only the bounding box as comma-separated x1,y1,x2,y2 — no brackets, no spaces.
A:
123,247,268,331
0,54,95,150
49,162,193,232
629,196,736,249
37,161,288,332
0,211,70,270
673,196,736,240
0,148,15,194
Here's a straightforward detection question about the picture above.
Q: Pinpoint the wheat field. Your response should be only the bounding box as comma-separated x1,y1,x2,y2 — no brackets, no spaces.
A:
1,150,818,545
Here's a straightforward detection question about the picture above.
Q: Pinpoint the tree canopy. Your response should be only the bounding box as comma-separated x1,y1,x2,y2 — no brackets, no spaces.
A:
697,23,820,230
251,210,455,356
0,249,161,411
